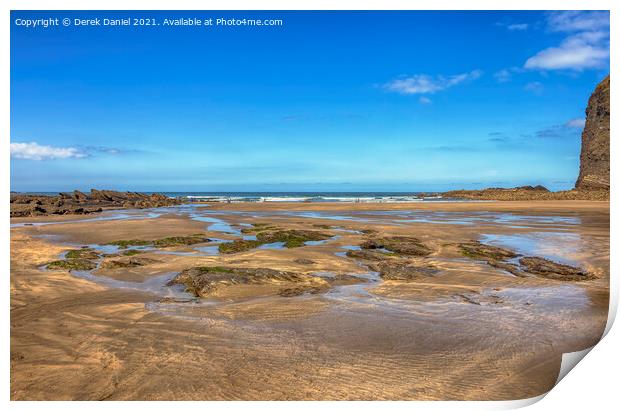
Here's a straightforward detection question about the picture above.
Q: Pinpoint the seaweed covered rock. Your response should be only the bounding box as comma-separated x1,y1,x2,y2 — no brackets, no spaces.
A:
255,230,332,248
46,247,101,271
100,257,158,269
345,249,395,261
458,241,520,261
368,261,439,280
458,240,595,281
217,229,333,254
168,266,327,297
152,235,210,248
106,234,210,249
46,259,97,271
519,257,595,281
218,240,263,254
360,236,432,256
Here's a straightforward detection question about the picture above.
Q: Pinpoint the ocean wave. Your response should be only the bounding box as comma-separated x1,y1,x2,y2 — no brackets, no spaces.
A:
181,195,434,203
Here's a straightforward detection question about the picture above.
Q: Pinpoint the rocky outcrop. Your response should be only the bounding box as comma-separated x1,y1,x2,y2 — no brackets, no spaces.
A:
443,185,556,201
168,266,329,297
360,236,432,256
218,228,333,254
10,189,183,218
576,75,610,190
367,261,439,280
458,241,595,281
100,256,158,269
443,186,609,201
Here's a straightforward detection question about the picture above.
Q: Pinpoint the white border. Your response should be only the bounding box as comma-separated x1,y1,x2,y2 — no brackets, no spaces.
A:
2,1,616,410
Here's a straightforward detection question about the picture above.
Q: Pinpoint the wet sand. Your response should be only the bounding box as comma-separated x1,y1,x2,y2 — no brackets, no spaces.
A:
10,201,609,400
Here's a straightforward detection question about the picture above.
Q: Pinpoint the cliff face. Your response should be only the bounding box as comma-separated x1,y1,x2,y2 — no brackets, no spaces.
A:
576,76,610,190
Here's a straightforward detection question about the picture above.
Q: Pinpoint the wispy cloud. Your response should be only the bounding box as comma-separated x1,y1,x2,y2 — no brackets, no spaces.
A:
524,81,544,94
487,132,509,143
492,66,526,83
535,127,562,138
524,11,609,71
546,10,609,32
11,141,134,161
493,69,512,83
10,142,87,160
495,21,530,31
535,117,586,138
383,70,482,95
418,96,432,105
565,118,586,128
507,23,529,31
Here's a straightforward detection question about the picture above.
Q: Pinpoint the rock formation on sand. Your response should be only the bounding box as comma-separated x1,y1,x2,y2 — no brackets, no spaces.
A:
445,75,610,201
576,75,610,190
10,189,182,218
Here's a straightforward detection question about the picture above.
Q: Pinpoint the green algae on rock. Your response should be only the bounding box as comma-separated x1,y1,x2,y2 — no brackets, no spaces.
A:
168,266,327,297
255,230,332,248
360,236,432,256
46,259,98,271
218,240,263,254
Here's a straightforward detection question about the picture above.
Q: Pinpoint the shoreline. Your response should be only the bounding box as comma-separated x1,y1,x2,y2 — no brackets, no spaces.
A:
9,200,611,225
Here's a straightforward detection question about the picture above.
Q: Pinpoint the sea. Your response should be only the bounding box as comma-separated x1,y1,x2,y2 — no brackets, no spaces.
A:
17,191,459,203
157,192,448,203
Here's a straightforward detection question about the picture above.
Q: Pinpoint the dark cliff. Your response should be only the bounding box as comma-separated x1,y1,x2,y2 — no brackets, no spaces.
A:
575,76,610,190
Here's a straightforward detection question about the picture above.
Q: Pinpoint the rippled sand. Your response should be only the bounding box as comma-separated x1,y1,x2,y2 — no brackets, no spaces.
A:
10,201,609,400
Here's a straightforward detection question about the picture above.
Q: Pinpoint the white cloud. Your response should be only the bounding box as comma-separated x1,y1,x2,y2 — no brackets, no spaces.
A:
507,23,528,31
10,142,87,160
494,69,512,83
495,21,529,31
383,70,482,95
524,32,609,70
418,96,432,104
525,81,544,94
546,11,609,32
524,11,609,71
565,118,586,128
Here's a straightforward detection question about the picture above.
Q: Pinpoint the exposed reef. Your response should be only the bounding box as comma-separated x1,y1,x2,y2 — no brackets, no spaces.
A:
106,234,210,249
345,249,394,261
255,230,332,248
100,257,158,269
458,241,595,281
10,189,183,218
219,240,263,254
360,236,432,257
367,261,439,280
168,266,329,297
46,247,102,271
219,228,333,254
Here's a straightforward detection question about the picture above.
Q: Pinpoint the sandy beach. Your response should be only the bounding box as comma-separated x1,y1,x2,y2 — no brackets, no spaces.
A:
9,200,609,400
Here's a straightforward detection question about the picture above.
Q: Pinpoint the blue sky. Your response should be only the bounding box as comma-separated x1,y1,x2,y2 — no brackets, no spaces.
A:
10,10,610,192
